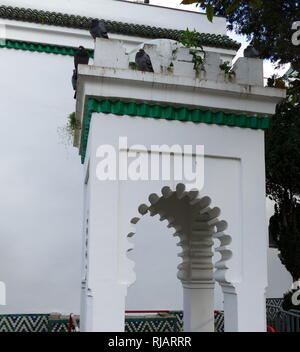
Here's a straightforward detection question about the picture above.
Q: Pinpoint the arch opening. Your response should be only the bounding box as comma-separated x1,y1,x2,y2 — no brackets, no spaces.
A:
126,183,233,332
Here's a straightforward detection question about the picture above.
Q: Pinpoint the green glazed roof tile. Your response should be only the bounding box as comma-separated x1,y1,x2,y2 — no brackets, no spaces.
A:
0,5,240,50
0,38,94,57
79,98,269,164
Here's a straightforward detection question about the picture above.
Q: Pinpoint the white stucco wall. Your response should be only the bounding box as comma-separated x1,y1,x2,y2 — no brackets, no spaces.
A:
0,48,83,314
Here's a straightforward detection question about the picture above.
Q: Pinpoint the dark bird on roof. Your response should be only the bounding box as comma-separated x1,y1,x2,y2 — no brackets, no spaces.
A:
244,44,260,58
72,69,77,99
135,49,154,73
89,19,109,40
74,46,90,70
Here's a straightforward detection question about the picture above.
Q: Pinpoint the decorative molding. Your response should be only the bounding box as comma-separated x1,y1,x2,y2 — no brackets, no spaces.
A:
0,311,225,332
0,38,94,57
79,98,270,164
127,183,232,286
0,5,240,50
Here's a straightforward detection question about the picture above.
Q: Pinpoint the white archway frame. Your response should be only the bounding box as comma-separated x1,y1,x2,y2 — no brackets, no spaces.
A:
126,183,233,332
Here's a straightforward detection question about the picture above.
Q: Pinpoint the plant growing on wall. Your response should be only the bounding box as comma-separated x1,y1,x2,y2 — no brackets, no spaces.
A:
179,28,206,74
57,112,81,146
219,61,235,79
129,62,138,70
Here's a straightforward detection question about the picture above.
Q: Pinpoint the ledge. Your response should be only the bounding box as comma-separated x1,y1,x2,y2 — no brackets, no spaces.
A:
76,65,286,124
79,98,270,163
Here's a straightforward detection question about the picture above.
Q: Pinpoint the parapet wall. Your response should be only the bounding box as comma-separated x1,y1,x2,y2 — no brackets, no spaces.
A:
93,38,264,87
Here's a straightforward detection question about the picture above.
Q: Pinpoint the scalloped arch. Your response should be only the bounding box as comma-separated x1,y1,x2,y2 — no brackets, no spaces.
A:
127,183,232,285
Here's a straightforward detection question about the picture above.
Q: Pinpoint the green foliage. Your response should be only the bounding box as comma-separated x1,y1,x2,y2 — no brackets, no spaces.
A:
129,62,137,70
219,61,235,78
286,72,300,105
179,28,201,48
269,201,300,282
57,112,81,146
265,96,300,203
190,1,300,71
190,50,205,74
180,0,261,22
266,72,300,282
67,112,81,134
179,29,206,74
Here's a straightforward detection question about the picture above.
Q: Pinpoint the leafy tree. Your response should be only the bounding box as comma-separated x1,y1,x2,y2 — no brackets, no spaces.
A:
181,0,300,71
267,75,300,284
266,80,300,204
269,201,300,283
266,70,300,288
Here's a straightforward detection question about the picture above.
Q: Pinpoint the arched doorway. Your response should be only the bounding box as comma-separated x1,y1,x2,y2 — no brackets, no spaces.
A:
126,183,232,332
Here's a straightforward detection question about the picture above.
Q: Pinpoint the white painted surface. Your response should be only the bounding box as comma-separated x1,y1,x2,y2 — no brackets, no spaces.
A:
0,48,83,314
81,109,269,331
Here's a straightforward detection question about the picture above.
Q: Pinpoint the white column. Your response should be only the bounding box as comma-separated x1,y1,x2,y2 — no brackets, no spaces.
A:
89,282,127,332
82,174,128,331
222,284,266,332
79,118,129,332
182,282,215,332
220,131,268,332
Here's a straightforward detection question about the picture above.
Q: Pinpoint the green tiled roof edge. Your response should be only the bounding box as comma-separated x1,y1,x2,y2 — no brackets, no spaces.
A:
0,5,240,50
0,39,94,57
79,98,270,164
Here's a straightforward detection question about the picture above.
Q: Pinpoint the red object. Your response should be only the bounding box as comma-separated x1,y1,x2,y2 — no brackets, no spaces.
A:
68,315,72,332
125,310,222,314
125,310,170,314
68,313,79,332
267,325,276,332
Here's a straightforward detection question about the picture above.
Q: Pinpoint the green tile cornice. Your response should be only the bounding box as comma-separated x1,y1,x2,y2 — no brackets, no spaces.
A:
79,98,270,163
0,39,94,57
0,5,240,50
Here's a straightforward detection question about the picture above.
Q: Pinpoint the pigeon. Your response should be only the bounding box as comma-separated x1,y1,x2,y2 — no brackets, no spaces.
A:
72,69,77,99
74,46,90,70
89,19,109,40
135,49,154,73
244,45,259,58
